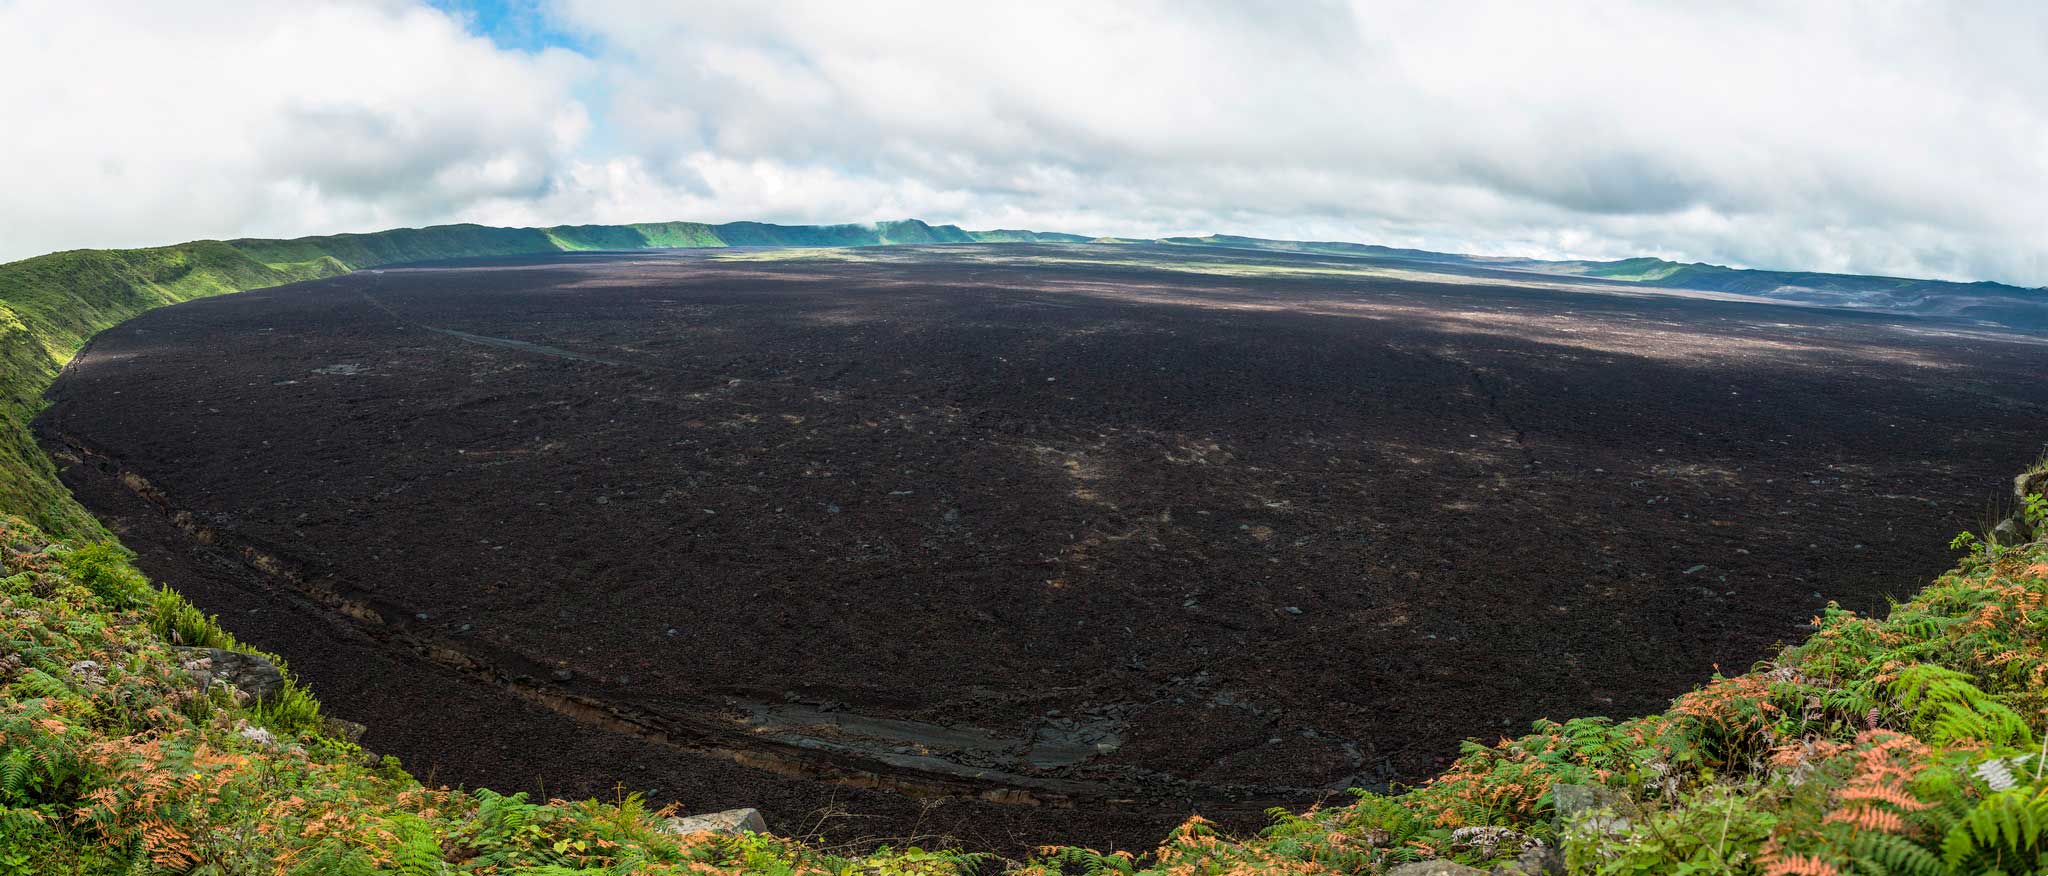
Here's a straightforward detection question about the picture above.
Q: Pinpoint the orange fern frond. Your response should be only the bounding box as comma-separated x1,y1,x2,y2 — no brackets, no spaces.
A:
1823,806,1908,833
138,819,197,869
1760,853,1840,876
1835,784,1930,811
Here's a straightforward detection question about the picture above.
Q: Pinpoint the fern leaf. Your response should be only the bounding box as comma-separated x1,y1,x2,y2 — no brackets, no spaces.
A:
1851,832,1942,876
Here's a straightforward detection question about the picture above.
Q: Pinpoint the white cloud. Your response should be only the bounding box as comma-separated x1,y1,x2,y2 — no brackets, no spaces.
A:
0,0,587,259
546,0,2048,284
3,1,2044,286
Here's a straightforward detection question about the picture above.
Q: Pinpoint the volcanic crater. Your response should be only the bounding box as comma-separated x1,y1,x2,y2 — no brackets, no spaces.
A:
35,242,2048,852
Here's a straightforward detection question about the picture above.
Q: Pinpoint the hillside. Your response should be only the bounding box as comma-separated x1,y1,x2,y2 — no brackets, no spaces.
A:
0,223,2045,873
0,243,339,536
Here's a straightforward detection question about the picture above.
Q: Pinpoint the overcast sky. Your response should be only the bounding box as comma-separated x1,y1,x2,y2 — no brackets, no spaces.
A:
3,1,2043,285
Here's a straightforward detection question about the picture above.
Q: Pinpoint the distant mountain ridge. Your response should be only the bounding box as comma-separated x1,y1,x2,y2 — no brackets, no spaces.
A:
222,218,1088,273
1161,233,2048,329
11,218,2040,337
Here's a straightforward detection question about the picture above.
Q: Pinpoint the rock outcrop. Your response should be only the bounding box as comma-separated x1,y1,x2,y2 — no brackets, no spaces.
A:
1385,861,1488,876
1992,469,2046,544
173,646,286,703
661,807,767,837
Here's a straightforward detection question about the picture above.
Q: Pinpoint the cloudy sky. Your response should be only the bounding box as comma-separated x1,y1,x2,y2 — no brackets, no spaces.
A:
3,1,2043,285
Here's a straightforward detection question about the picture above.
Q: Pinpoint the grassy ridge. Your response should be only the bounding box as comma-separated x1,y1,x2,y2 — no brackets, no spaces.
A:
0,243,337,536
961,229,1094,244
227,218,1080,273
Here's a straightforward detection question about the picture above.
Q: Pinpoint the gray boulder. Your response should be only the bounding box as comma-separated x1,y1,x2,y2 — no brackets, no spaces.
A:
1993,516,2027,546
1386,862,1487,876
1553,782,1632,836
173,647,286,703
1495,845,1565,875
1552,783,1620,819
321,716,368,744
1449,826,1534,860
662,807,767,836
2005,469,2048,541
2017,469,2047,504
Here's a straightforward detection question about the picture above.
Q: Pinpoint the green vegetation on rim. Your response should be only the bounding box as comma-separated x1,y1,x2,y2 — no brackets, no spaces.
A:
0,243,336,536
0,222,2044,873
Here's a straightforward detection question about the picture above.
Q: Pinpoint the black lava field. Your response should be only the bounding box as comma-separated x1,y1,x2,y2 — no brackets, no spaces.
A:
36,242,2048,852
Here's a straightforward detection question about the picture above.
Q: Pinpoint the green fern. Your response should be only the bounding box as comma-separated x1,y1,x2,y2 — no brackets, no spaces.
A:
1941,787,2048,872
1884,615,1954,645
0,751,30,803
249,674,322,737
1888,665,2034,747
0,807,41,838
391,815,448,876
476,788,535,839
55,541,149,609
1849,831,1943,876
1040,845,1136,876
145,585,236,649
9,667,74,703
6,669,96,729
